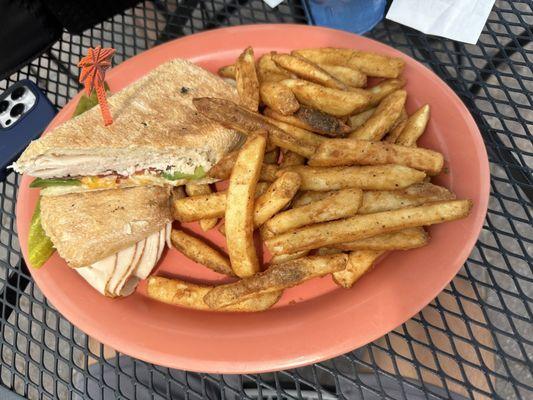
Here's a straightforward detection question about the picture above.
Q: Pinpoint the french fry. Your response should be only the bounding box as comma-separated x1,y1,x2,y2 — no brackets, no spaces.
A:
218,64,236,79
204,254,348,308
315,248,343,255
172,186,186,201
395,105,431,147
280,149,306,167
309,139,444,175
265,200,472,255
193,97,317,157
332,250,384,288
281,79,371,117
293,48,405,78
385,108,408,143
185,183,218,231
254,172,301,227
269,250,309,264
171,229,234,276
147,276,282,312
264,147,280,164
272,53,347,90
260,82,300,115
264,116,326,149
331,227,428,251
349,90,407,141
349,108,376,130
368,78,406,107
291,190,334,208
226,134,266,277
264,107,350,137
263,188,363,236
208,150,278,181
257,52,292,83
279,165,426,191
359,182,455,214
235,47,259,111
318,64,367,88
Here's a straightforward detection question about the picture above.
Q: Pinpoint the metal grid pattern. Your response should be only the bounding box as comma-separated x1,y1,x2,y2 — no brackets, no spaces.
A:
0,0,531,399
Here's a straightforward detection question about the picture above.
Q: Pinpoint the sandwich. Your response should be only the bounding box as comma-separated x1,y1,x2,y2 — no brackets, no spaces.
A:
12,58,242,196
40,185,172,297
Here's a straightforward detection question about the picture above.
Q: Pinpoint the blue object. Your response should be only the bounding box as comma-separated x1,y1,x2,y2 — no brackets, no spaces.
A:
304,0,387,35
0,79,56,179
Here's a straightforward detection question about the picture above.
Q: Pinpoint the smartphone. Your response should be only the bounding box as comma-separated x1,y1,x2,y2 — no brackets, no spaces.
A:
0,80,56,178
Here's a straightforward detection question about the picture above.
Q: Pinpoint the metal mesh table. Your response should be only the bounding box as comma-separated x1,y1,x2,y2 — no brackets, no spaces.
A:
0,1,531,399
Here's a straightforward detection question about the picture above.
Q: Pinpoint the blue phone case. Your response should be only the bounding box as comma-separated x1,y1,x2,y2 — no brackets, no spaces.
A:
0,80,56,179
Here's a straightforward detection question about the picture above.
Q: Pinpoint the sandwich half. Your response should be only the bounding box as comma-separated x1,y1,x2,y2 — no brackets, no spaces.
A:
13,58,242,195
40,185,172,297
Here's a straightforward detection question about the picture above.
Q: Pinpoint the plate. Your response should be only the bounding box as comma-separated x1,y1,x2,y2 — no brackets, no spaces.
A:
16,24,489,373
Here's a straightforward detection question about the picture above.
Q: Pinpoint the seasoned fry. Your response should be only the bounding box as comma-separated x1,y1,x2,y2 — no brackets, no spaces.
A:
264,107,350,137
318,64,367,88
257,52,292,83
291,190,334,208
193,97,317,157
172,186,186,201
279,165,426,191
260,82,300,115
171,229,233,276
332,250,384,288
280,150,306,167
147,276,282,312
185,183,218,231
385,108,408,143
349,108,375,130
396,105,431,147
208,150,277,181
272,53,347,90
235,47,260,111
281,79,371,117
309,139,444,175
263,188,363,235
218,64,236,79
293,48,405,78
331,227,428,251
204,254,348,308
359,182,455,214
315,248,343,256
349,90,407,141
265,200,472,255
226,134,266,277
269,250,309,264
264,147,280,164
368,78,406,107
254,172,301,227
265,117,325,149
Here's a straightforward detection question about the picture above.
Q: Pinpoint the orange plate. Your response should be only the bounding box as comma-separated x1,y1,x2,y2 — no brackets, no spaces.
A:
16,25,489,373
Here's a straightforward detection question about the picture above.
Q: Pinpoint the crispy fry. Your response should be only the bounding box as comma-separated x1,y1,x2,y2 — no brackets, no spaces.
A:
272,53,347,90
309,139,444,175
315,248,343,256
332,250,384,288
226,134,266,277
263,188,363,235
264,107,350,137
349,108,376,130
291,190,334,208
218,64,236,79
279,165,426,191
385,107,408,143
264,116,325,149
260,82,300,115
172,186,186,201
269,250,309,264
208,150,277,181
349,90,407,141
293,48,405,78
171,229,234,276
257,52,292,83
318,64,367,88
193,97,317,157
185,184,218,231
204,254,348,308
396,105,431,147
331,227,428,251
367,78,406,107
235,47,259,111
359,182,455,214
265,200,472,255
254,172,301,227
281,79,371,117
280,150,306,167
147,276,282,312
264,147,280,164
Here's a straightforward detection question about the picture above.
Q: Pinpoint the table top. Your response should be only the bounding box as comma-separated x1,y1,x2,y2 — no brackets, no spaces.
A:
0,1,531,399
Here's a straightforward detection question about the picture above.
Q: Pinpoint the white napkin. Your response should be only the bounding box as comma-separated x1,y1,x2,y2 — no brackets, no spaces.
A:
264,0,284,8
386,0,495,44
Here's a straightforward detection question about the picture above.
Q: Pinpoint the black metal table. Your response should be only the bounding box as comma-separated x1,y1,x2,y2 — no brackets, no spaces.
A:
0,1,531,399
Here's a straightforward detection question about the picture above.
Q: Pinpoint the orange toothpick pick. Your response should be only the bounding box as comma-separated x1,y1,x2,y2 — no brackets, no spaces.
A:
78,46,115,126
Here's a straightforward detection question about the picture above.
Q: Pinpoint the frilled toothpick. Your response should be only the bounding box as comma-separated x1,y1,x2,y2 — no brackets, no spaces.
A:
78,46,115,126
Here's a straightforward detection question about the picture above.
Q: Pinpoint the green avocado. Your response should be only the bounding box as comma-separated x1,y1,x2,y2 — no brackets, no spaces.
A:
29,178,81,188
162,166,206,181
28,200,55,268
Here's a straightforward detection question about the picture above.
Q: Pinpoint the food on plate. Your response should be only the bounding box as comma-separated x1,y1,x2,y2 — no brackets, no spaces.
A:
367,78,406,107
235,47,260,111
280,149,306,167
308,139,444,175
330,227,428,251
264,117,325,149
185,183,218,231
225,134,266,277
332,250,384,288
395,104,431,147
318,64,367,88
170,229,233,276
207,149,278,181
218,64,236,79
385,108,409,143
265,200,473,255
269,250,310,264
204,254,348,308
257,52,293,83
147,276,282,312
40,186,172,296
259,81,300,115
264,147,280,164
28,199,55,268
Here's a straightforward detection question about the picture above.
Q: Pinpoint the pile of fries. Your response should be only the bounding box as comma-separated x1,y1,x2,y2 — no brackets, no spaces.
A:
147,47,473,312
